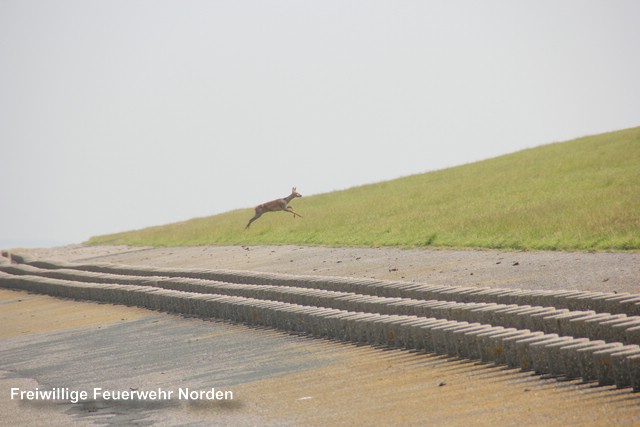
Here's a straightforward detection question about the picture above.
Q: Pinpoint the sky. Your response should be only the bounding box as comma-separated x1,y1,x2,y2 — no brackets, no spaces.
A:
1,0,639,248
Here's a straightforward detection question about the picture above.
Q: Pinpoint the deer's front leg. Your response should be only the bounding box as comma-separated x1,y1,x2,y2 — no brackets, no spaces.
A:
286,207,302,218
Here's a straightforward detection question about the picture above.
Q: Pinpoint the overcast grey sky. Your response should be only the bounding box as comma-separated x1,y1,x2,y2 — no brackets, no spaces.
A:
1,0,639,248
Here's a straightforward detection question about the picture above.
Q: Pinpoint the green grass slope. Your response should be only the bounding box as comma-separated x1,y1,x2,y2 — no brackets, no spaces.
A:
88,127,640,250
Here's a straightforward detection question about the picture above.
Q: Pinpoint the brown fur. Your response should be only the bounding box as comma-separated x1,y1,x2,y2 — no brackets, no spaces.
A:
245,187,302,229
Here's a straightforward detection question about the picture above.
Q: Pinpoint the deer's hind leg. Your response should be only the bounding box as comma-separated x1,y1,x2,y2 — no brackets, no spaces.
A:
245,211,263,229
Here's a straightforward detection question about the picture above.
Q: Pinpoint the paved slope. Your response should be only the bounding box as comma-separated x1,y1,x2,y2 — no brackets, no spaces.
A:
3,249,639,390
2,245,640,425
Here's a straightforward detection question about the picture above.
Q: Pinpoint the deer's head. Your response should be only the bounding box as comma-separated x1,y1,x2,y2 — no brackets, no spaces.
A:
291,187,302,198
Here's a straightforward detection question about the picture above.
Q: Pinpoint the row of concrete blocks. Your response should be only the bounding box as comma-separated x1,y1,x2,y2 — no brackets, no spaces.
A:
86,264,640,316
8,252,639,317
1,271,639,390
3,261,640,347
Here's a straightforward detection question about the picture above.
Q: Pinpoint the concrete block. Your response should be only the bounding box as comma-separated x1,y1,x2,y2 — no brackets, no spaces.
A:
471,326,505,361
626,354,640,391
429,320,466,354
335,312,367,341
593,345,640,387
389,316,421,348
458,325,498,360
449,323,486,359
348,313,381,343
398,318,433,350
574,341,617,382
625,325,640,346
365,313,393,344
416,319,452,353
513,333,558,372
501,331,540,368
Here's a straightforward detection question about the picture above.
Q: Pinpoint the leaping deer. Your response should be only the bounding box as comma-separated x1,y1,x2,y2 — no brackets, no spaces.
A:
245,187,303,229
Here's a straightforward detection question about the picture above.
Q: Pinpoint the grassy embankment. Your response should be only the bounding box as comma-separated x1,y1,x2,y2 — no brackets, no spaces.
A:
88,127,640,251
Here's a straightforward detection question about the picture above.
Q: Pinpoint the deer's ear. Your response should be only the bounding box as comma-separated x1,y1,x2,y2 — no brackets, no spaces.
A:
292,187,296,192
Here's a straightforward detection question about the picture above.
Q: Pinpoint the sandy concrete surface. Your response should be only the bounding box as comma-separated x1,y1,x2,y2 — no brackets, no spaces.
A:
2,245,640,426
